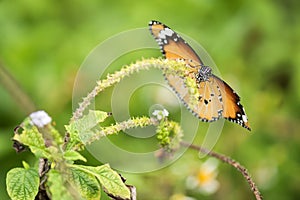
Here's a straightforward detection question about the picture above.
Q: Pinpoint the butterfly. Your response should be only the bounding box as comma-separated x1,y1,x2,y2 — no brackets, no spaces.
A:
149,20,251,131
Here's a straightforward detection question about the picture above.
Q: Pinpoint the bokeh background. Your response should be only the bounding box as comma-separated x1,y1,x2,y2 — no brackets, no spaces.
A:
1,0,299,199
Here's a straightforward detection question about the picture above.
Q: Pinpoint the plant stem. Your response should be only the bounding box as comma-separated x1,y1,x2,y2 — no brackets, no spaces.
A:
83,116,158,146
71,58,186,121
0,61,36,114
180,141,263,200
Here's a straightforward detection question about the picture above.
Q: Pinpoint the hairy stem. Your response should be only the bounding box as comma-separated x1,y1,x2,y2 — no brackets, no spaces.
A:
83,116,158,146
180,141,263,200
71,58,186,121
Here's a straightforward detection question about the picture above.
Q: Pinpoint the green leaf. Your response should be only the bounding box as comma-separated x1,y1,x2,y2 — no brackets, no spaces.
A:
48,125,63,145
22,161,30,169
75,110,109,132
13,125,50,158
70,164,131,199
69,167,101,200
64,124,82,151
6,166,39,200
63,151,87,162
65,110,109,150
13,115,63,160
47,169,74,200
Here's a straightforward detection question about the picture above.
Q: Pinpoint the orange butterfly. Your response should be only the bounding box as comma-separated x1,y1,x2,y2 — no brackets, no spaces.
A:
149,20,251,131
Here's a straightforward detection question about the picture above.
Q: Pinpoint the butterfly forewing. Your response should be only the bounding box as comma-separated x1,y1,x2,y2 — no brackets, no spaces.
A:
149,20,203,67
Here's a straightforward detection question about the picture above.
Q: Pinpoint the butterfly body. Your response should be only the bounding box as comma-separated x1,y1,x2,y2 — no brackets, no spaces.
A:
196,65,212,82
149,20,251,131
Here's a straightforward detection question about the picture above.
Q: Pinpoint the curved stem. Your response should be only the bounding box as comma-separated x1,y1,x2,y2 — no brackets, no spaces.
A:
71,58,186,121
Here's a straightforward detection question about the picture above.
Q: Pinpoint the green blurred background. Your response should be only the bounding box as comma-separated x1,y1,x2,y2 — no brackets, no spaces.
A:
1,0,299,199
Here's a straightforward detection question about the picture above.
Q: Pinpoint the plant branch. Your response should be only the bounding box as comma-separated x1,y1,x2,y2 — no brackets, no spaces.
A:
83,116,158,146
0,61,36,114
180,141,263,200
71,58,186,121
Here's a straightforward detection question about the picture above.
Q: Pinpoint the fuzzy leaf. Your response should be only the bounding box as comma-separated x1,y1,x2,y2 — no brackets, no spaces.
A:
48,125,64,145
13,125,50,158
6,166,39,200
74,110,109,132
69,167,101,200
63,151,87,162
47,169,74,200
64,124,82,151
65,110,109,150
71,164,131,199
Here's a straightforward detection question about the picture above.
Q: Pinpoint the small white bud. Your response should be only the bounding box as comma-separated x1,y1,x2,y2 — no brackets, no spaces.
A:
152,109,169,120
29,110,52,128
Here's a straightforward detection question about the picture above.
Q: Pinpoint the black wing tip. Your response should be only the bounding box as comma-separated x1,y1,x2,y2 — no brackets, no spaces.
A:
224,117,251,131
245,123,251,131
242,124,251,131
149,20,162,26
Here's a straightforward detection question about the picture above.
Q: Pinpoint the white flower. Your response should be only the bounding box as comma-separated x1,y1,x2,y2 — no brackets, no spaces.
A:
186,158,220,195
29,110,52,128
152,109,169,120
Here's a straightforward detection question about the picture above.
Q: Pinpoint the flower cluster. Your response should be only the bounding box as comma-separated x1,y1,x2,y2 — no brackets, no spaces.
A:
153,109,183,151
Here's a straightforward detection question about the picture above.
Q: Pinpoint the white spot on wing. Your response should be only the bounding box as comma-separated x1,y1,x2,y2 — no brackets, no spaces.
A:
158,28,174,39
242,114,248,122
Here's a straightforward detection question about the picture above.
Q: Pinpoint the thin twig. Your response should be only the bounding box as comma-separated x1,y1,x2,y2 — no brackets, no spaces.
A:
0,61,36,114
180,141,263,200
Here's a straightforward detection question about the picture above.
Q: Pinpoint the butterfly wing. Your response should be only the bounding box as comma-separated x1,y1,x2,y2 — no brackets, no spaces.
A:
149,20,203,67
195,77,224,122
162,72,224,122
212,75,251,130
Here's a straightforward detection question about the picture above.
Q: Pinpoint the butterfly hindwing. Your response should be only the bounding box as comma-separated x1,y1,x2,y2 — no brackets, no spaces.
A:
197,77,224,121
164,74,224,122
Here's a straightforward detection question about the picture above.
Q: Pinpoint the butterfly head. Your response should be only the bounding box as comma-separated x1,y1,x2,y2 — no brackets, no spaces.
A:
196,65,212,82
